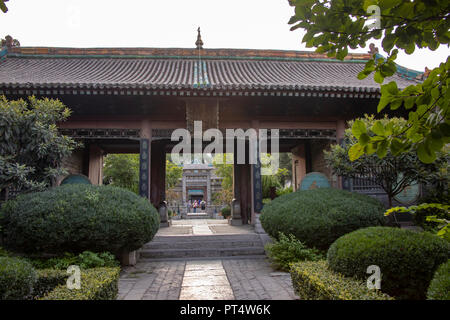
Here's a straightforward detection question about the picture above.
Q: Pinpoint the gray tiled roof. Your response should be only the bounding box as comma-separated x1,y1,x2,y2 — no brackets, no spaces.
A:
0,47,422,94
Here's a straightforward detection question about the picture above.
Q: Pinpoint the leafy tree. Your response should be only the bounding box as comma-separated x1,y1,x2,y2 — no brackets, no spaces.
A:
103,154,139,194
288,0,450,163
0,96,77,198
324,116,448,207
166,159,182,190
212,154,233,204
0,0,8,13
278,153,293,185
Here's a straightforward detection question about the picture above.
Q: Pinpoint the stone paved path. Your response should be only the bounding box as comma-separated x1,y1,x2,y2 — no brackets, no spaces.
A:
118,219,299,300
118,258,298,300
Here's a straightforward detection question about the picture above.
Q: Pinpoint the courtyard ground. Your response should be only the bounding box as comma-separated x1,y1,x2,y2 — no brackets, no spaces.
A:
118,219,299,300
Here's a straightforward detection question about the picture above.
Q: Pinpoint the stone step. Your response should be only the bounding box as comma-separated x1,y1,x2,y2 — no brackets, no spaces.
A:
138,255,268,262
151,234,262,243
185,213,211,219
139,246,266,259
144,239,264,250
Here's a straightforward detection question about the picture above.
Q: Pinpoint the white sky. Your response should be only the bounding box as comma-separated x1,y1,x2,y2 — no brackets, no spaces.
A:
1,0,448,71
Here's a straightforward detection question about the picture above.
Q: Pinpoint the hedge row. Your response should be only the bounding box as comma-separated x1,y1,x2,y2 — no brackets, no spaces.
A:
260,188,385,250
0,256,37,300
0,184,159,255
327,227,450,300
290,260,393,300
427,260,450,300
33,269,68,299
40,267,120,300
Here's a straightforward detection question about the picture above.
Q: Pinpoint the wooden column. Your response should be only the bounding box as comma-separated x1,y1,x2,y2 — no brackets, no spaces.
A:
88,144,104,185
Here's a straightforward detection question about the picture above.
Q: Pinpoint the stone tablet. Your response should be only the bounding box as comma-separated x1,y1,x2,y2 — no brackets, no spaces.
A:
300,172,330,190
60,174,92,185
394,181,420,205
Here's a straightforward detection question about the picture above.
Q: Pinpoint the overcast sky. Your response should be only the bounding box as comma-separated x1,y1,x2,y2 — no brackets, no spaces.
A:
1,0,448,71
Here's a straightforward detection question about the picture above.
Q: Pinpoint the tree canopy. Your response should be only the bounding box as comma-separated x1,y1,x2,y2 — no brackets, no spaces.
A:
324,115,448,207
103,154,140,194
0,96,77,196
288,0,449,163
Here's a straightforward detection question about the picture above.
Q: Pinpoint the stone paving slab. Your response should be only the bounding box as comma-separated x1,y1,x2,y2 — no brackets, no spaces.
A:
118,258,298,300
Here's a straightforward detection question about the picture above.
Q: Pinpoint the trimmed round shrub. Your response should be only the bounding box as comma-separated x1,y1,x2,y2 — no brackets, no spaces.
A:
327,226,450,300
221,206,231,219
427,259,450,300
0,256,37,300
260,188,385,250
0,184,159,255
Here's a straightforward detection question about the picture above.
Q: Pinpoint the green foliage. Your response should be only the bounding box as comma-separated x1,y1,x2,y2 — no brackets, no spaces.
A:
260,188,385,250
212,154,233,204
220,206,231,219
276,186,293,197
278,153,293,185
0,256,37,300
103,154,139,194
327,226,450,299
265,233,323,271
166,159,183,190
78,251,119,269
0,96,77,195
384,203,450,240
427,259,450,300
0,184,159,255
262,174,281,198
290,260,393,300
288,0,450,163
40,267,120,300
27,253,78,270
325,116,449,206
33,269,68,299
0,0,8,13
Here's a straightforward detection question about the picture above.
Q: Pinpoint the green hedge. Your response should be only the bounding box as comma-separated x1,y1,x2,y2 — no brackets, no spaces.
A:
290,260,393,300
427,260,450,300
327,226,450,300
260,188,385,250
0,256,37,300
33,269,68,299
40,267,120,300
0,184,159,255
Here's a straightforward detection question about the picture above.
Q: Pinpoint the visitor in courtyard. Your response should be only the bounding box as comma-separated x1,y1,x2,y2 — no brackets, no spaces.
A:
201,200,206,211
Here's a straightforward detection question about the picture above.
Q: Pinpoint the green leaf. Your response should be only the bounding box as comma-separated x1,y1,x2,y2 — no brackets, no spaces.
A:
349,143,364,161
359,133,371,146
382,34,397,53
376,140,388,158
417,141,436,163
352,120,367,139
390,138,405,155
371,121,385,136
374,71,384,84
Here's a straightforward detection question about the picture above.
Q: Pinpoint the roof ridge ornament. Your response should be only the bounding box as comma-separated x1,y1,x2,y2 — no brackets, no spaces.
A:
195,27,203,49
1,35,20,49
368,43,378,55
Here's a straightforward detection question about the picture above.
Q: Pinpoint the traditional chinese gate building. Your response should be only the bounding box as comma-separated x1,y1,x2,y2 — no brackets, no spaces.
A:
0,39,423,224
